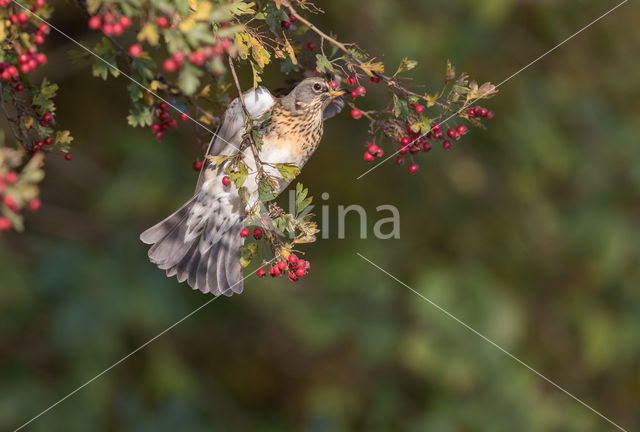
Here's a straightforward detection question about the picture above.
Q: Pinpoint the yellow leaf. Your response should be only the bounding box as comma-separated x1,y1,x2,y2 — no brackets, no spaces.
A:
425,93,438,108
138,23,159,45
0,20,6,43
283,37,297,65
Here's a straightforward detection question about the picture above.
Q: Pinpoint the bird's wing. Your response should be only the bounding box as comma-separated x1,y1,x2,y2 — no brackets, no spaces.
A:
196,86,275,191
323,95,345,120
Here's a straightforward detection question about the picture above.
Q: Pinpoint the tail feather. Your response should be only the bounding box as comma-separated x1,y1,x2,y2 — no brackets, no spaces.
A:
140,196,245,296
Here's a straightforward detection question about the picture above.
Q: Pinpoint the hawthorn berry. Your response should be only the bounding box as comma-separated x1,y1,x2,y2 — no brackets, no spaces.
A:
431,122,441,131
288,13,297,22
396,156,405,165
65,153,73,160
443,140,452,150
288,271,298,282
5,171,18,184
0,217,11,232
120,15,131,27
288,254,299,265
281,20,290,29
350,90,358,98
307,42,316,51
44,136,52,145
447,128,458,139
457,124,467,135
414,104,425,114
422,141,432,152
239,227,250,238
190,51,206,65
351,108,362,120
36,53,47,64
29,198,41,211
158,101,169,110
193,160,203,171
295,267,305,277
364,152,375,162
253,227,263,240
128,44,142,57
222,175,230,186
329,80,338,89
347,75,357,86
156,16,169,28
467,108,476,117
163,58,178,72
401,136,411,146
486,110,495,119
172,51,185,63
16,83,24,91
180,112,189,121
480,108,489,117
256,268,266,277
155,131,164,140
277,261,287,271
367,143,379,154
356,86,366,96
408,163,419,173
269,266,281,277
370,75,381,83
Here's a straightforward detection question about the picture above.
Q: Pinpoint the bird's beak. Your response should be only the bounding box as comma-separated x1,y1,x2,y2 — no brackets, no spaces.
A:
328,89,346,97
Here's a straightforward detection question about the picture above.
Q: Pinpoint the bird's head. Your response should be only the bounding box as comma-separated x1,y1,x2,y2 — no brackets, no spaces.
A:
283,77,346,113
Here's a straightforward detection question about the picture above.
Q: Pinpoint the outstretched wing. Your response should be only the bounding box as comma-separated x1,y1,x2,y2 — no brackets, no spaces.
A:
196,86,275,191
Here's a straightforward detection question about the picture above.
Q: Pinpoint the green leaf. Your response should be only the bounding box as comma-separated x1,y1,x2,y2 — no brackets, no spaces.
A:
258,177,278,202
315,54,333,73
239,243,258,268
178,63,203,95
275,163,300,182
127,105,152,127
92,37,119,80
229,161,248,188
394,57,418,76
392,94,409,119
32,78,58,112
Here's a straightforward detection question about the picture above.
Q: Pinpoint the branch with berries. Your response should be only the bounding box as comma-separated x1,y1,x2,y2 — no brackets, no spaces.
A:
1,0,498,286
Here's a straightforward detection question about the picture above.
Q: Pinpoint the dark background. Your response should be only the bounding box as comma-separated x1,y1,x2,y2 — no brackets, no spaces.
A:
1,0,639,430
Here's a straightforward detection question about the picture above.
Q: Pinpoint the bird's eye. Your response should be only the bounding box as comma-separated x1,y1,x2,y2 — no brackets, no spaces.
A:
313,83,323,92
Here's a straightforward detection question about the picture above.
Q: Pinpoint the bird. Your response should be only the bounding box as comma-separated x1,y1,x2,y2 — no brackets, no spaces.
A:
140,77,345,297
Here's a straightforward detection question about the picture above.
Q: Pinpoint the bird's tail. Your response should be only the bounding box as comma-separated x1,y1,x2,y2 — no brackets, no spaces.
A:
140,195,245,296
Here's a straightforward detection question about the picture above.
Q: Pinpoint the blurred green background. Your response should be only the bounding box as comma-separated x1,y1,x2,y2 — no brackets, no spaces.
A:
1,0,639,430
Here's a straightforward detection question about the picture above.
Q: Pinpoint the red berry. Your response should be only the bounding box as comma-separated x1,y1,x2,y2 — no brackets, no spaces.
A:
399,146,409,155
466,108,476,117
288,271,298,282
104,12,114,23
364,152,375,162
253,227,263,240
222,175,230,186
443,140,452,150
307,42,316,51
102,23,113,35
36,0,45,6
329,80,338,89
351,108,362,119
44,136,52,145
480,108,489,117
192,160,203,171
350,90,358,98
370,75,381,83
180,112,189,121
17,12,28,22
163,58,178,72
128,44,142,57
281,20,290,29
120,15,131,27
422,141,432,152
288,13,297,22
65,153,73,160
16,83,24,91
3,194,16,208
5,171,18,184
288,254,298,265
111,22,123,35
0,217,11,231
414,104,425,114
29,198,41,211
239,227,250,238
256,268,267,277
269,266,281,277
34,34,44,44
408,163,419,173
155,131,164,140
42,112,53,122
401,136,411,146
486,110,495,119
457,124,467,135
190,51,206,65
27,59,37,69
295,267,305,277
277,261,288,271
356,86,366,95
151,123,161,132
431,122,441,131
36,53,47,64
367,143,379,154
474,106,483,116
347,75,357,86
172,51,185,63
19,53,28,64
158,101,169,110
156,16,169,28
395,156,405,165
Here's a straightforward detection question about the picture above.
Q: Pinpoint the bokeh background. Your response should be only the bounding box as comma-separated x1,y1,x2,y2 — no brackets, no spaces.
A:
2,0,639,430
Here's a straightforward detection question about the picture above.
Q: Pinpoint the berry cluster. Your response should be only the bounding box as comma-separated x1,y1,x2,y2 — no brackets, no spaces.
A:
30,135,53,154
0,171,41,233
88,12,132,36
280,13,297,29
161,39,231,72
150,101,178,140
363,142,383,162
263,254,310,282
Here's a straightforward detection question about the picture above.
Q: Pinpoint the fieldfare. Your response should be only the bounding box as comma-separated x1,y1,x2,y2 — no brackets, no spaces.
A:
140,77,345,296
